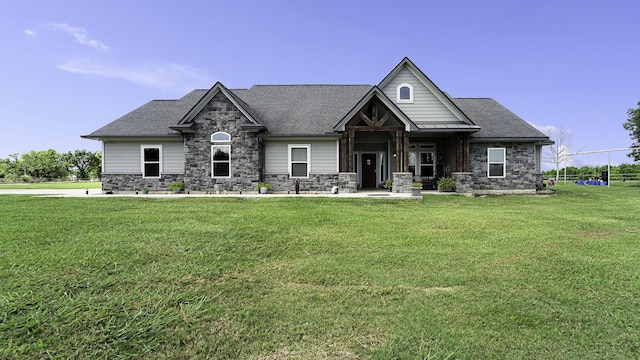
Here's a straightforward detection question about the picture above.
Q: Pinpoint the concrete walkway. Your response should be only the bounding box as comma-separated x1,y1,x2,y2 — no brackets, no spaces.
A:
0,188,445,199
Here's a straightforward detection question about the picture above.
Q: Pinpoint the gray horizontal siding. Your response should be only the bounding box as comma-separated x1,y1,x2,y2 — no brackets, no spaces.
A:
381,67,461,124
162,142,185,173
103,141,185,174
264,140,338,174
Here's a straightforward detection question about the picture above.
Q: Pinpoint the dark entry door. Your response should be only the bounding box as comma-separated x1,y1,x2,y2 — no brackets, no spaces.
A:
362,154,377,188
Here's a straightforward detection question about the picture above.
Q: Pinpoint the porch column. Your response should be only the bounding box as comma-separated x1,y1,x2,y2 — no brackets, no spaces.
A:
395,130,402,172
348,129,355,173
455,134,471,172
463,134,470,172
403,131,409,172
340,134,347,172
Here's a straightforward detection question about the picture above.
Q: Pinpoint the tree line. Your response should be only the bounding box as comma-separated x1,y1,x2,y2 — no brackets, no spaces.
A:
544,99,640,182
0,149,101,182
543,163,640,181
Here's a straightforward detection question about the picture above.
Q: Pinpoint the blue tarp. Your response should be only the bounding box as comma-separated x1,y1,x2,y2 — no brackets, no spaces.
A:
574,180,607,186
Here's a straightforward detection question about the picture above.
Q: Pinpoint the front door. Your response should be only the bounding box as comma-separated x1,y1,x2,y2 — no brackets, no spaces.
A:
362,153,377,188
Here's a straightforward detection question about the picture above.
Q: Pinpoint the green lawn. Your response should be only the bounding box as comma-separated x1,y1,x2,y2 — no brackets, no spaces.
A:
1,185,638,359
0,181,102,189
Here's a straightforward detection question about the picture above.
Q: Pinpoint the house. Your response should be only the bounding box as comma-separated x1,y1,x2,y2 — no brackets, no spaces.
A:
83,57,552,195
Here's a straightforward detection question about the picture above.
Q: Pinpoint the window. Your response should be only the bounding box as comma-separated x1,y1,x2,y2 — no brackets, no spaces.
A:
396,83,413,103
488,148,506,178
408,144,435,177
420,152,435,177
211,132,230,142
211,132,231,178
141,145,162,178
289,144,310,178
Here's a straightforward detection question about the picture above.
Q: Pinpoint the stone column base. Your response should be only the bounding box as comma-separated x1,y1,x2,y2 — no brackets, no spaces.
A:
452,172,474,194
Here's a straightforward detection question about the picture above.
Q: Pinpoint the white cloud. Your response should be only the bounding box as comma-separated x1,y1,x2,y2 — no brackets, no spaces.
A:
531,123,566,138
32,22,212,91
58,58,213,90
50,23,109,52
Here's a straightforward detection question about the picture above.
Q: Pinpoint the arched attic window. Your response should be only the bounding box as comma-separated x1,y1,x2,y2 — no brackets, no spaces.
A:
211,132,231,178
396,83,414,103
211,132,231,142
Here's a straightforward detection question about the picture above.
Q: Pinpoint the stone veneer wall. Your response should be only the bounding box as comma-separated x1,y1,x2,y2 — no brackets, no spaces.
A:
338,173,357,193
452,172,474,193
392,172,413,193
183,92,262,192
102,173,183,193
263,174,341,193
469,142,539,194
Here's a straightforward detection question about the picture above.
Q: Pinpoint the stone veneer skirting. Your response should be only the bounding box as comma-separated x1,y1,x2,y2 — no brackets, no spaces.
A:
263,173,344,193
101,173,360,194
101,173,183,193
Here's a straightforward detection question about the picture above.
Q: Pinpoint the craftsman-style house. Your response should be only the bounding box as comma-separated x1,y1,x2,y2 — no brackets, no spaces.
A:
83,57,552,194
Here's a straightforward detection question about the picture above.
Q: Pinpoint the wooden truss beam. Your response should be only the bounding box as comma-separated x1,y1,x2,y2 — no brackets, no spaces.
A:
347,125,404,132
358,111,375,127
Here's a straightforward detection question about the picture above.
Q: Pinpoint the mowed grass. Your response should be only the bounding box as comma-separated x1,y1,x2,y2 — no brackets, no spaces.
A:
0,181,102,189
1,185,638,359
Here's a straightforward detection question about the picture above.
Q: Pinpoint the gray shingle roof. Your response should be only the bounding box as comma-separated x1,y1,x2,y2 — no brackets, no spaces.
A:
84,86,549,144
83,90,207,138
232,85,372,135
451,98,549,140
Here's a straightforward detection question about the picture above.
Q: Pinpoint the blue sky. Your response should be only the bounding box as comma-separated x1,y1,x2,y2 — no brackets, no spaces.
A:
2,0,639,168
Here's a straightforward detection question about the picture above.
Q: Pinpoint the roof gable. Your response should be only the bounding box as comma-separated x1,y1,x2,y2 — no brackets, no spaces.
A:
177,82,260,126
333,86,418,132
378,57,474,126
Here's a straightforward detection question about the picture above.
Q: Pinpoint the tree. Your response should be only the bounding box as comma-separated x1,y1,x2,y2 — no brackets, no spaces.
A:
623,100,640,162
65,149,101,179
88,151,102,179
21,149,68,181
544,128,574,182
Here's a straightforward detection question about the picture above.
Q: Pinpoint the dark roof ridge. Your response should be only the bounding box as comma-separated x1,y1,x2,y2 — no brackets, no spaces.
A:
247,84,372,87
453,97,495,100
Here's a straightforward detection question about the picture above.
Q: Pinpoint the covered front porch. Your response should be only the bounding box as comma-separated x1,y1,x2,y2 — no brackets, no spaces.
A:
336,99,473,191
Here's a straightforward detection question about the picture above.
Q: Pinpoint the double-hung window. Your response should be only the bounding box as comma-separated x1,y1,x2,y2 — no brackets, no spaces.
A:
141,145,162,178
288,144,310,178
488,148,506,178
211,132,231,178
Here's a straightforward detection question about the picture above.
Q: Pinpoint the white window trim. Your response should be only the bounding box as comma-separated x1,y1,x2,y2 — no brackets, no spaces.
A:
211,145,231,178
211,132,232,178
396,83,414,103
288,144,310,178
408,143,436,177
211,131,231,142
141,145,162,178
487,148,506,178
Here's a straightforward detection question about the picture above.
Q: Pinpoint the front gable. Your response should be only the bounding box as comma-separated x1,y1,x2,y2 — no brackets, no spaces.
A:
378,58,476,129
333,86,418,132
170,82,264,134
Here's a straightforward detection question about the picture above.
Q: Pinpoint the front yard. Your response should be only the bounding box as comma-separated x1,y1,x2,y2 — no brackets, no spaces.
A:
1,184,638,358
